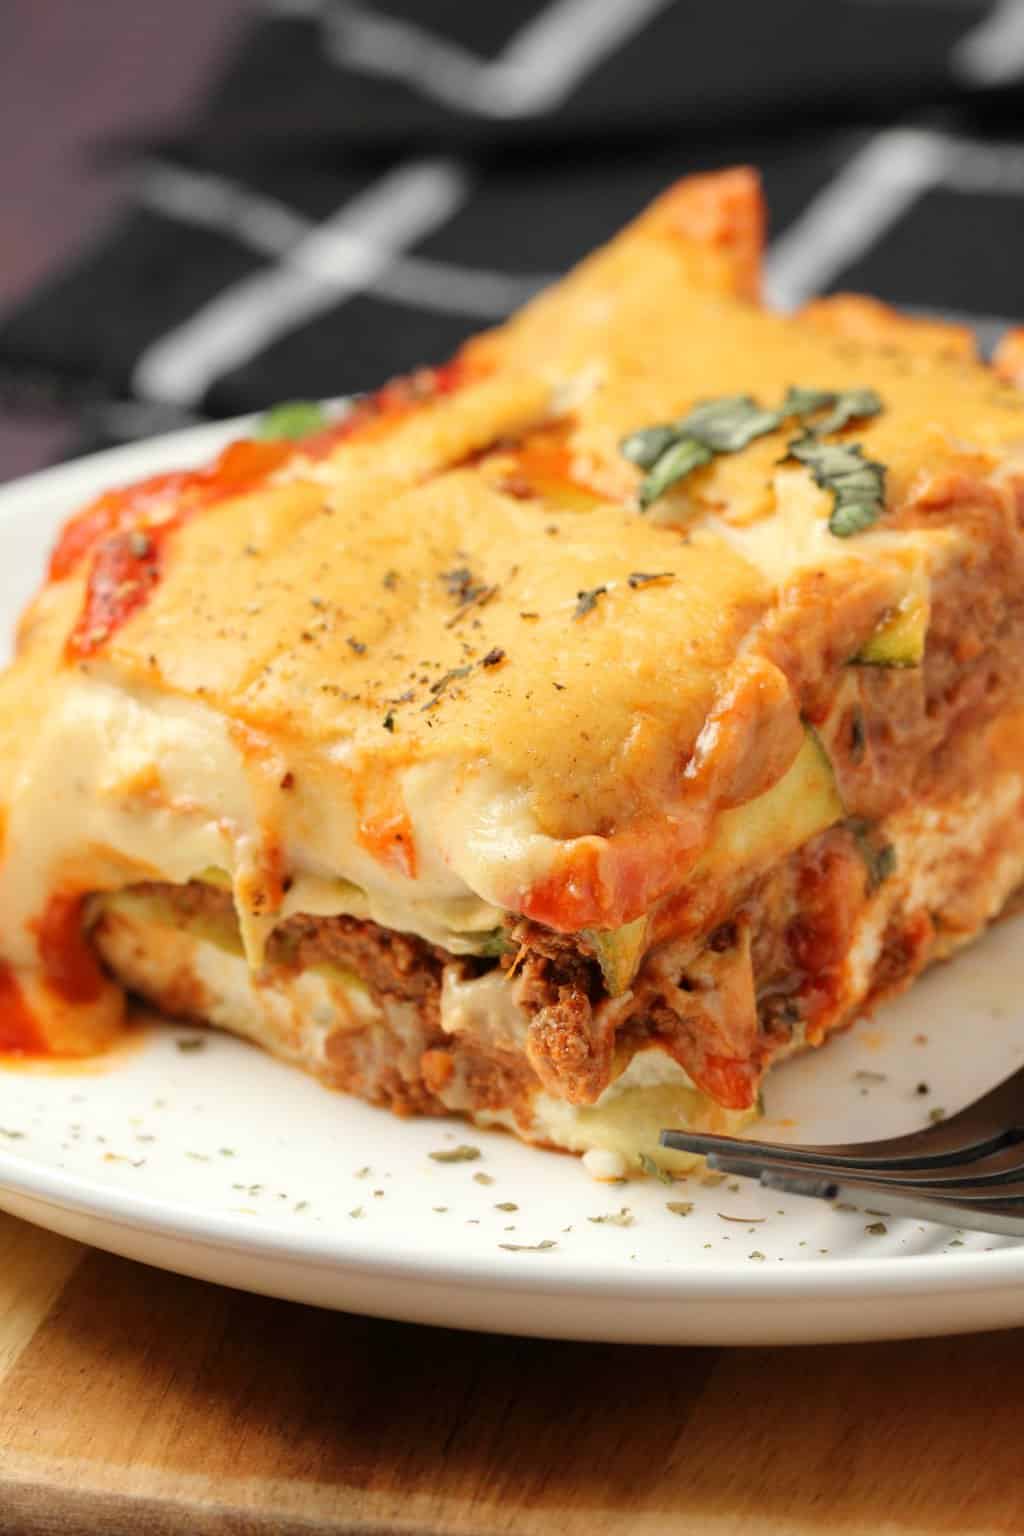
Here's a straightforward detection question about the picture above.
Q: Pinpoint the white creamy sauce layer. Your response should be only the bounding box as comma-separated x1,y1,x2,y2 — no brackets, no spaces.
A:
0,670,555,971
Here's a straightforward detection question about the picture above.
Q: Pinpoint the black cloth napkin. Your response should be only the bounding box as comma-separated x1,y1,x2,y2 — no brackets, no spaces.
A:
3,0,1024,458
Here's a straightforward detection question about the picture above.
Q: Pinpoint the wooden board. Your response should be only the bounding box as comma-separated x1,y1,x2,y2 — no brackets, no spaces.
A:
1,1208,1023,1534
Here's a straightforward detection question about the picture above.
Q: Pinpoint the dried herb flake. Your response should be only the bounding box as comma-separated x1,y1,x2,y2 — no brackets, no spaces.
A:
588,1207,634,1227
429,1144,481,1163
574,585,608,621
638,1152,674,1186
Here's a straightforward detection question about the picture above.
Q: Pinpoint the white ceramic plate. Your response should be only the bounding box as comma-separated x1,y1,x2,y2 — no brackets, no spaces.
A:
3,421,1024,1347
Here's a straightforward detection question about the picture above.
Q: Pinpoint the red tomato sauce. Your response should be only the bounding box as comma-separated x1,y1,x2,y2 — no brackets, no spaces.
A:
51,438,294,586
356,808,418,882
32,892,107,1005
0,966,45,1054
686,1050,759,1111
522,814,707,932
61,438,294,657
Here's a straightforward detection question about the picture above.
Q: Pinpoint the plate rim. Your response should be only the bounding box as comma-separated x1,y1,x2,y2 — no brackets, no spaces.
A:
1,1143,1021,1305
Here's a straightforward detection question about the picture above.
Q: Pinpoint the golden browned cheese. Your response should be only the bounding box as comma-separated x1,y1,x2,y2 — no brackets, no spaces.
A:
90,170,1024,841
107,475,768,840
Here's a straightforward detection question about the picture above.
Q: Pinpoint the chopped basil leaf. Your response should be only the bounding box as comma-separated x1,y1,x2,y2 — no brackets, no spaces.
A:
620,423,680,469
678,394,783,452
829,499,882,538
786,436,886,536
780,385,882,435
623,385,885,516
638,438,712,508
256,400,329,440
780,386,837,419
814,387,883,436
636,398,780,508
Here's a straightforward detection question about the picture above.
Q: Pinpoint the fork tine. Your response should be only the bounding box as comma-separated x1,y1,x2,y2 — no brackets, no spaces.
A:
760,1168,1024,1238
661,1124,1011,1171
709,1152,1024,1201
661,1062,1024,1171
706,1136,1024,1191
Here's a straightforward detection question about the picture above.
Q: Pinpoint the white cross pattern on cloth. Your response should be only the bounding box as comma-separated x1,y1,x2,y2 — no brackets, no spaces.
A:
2,0,1023,455
133,0,669,409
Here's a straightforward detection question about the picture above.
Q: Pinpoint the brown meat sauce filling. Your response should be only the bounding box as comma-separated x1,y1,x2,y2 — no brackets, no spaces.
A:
106,818,875,1116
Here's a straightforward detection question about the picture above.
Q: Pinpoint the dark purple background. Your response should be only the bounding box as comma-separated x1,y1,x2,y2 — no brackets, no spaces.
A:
1,0,247,481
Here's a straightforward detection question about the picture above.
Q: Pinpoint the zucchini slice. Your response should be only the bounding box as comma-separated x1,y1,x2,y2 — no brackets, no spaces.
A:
699,726,845,873
98,888,244,957
854,591,927,667
582,916,649,996
196,865,232,889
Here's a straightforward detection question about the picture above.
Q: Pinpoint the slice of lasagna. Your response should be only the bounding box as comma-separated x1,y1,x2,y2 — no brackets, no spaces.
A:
4,167,1024,1171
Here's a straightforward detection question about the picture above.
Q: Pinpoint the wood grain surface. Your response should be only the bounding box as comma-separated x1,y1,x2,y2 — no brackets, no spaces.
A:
1,1211,1023,1534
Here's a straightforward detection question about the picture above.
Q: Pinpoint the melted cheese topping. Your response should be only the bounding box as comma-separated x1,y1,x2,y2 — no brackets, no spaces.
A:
5,166,1024,1050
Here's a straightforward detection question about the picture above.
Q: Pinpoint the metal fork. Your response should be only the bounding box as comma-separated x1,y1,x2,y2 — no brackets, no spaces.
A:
660,1062,1024,1237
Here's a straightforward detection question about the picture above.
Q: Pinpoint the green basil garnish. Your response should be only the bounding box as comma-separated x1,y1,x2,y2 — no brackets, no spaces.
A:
256,400,329,441
779,386,838,419
638,438,712,508
620,423,680,470
622,384,885,527
677,395,784,452
785,437,886,536
813,388,883,436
